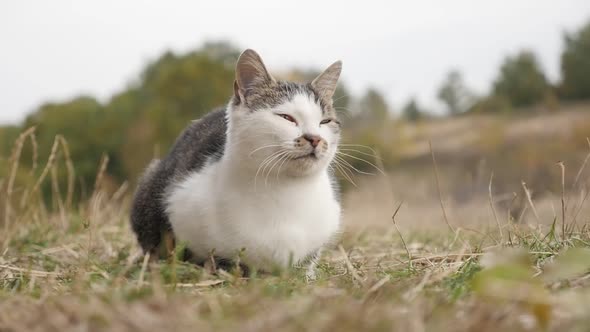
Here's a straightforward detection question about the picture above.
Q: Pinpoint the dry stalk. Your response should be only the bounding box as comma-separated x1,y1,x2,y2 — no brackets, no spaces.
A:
57,136,75,209
338,245,363,286
93,153,109,196
429,141,456,234
26,135,61,205
391,201,412,268
557,161,566,241
521,181,541,224
50,164,67,228
566,138,590,234
3,126,36,233
138,252,151,287
488,172,503,244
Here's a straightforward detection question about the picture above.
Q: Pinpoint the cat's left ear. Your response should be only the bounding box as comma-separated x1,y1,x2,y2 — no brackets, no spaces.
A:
311,60,342,100
234,49,275,102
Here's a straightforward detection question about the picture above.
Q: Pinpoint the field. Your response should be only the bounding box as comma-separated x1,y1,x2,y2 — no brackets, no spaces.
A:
2,110,590,331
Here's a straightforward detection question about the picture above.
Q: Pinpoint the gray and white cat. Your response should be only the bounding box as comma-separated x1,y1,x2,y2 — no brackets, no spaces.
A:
130,49,342,275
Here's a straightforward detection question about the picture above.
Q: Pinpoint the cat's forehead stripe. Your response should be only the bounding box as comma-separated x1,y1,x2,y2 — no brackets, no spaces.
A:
245,81,331,115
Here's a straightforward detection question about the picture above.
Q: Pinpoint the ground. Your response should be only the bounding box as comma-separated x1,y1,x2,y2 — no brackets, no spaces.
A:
2,174,590,332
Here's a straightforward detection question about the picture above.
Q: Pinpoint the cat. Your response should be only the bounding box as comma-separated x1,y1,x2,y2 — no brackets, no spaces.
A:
130,49,342,277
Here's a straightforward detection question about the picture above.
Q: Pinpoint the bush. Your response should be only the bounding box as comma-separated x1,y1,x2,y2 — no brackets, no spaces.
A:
560,20,590,100
492,50,548,108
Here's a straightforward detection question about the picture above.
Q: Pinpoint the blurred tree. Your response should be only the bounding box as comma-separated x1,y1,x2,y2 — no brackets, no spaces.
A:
437,70,473,115
358,88,389,123
492,50,548,108
200,41,241,67
0,125,20,158
22,96,105,199
469,95,512,114
119,46,237,178
560,20,590,100
402,98,424,122
12,42,241,192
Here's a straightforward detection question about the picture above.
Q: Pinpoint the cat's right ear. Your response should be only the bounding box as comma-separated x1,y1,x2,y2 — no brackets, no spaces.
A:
234,49,275,102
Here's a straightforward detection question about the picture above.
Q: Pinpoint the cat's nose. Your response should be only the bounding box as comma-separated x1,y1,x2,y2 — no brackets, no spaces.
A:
303,134,322,148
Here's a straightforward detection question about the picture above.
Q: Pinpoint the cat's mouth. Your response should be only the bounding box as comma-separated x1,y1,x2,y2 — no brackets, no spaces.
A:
294,152,318,160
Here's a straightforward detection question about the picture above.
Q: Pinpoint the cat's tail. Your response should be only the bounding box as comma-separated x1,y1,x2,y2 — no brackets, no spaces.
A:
130,159,170,256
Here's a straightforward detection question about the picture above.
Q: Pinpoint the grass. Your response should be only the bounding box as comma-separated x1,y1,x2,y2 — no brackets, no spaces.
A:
1,129,590,331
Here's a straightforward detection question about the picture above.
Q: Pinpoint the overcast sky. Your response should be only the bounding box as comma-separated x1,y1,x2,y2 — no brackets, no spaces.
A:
1,0,589,124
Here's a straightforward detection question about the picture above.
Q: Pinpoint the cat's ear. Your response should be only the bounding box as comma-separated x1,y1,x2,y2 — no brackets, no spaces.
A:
311,60,342,100
234,49,274,101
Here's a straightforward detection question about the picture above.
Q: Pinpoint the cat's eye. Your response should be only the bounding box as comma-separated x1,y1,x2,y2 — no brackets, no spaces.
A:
320,119,333,125
278,114,297,124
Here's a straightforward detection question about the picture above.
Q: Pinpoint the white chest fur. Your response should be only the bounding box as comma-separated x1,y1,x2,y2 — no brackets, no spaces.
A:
165,160,341,270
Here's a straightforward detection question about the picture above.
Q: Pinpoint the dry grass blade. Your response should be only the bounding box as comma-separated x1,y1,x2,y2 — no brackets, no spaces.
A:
521,181,541,224
174,280,225,288
429,141,456,234
557,161,566,241
391,201,412,267
57,136,76,209
338,245,363,286
93,153,110,195
28,131,38,175
0,264,60,277
3,126,36,232
24,134,74,207
571,138,590,189
488,172,503,244
138,252,150,287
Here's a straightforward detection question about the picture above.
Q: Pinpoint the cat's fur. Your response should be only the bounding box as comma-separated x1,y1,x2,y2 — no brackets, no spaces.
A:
130,49,342,273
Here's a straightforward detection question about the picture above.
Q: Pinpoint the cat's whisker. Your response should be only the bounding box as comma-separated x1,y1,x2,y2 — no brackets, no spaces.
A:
275,153,292,182
334,155,374,176
258,151,289,188
264,152,291,187
332,93,351,103
338,144,379,154
333,108,354,118
336,151,385,175
333,158,359,179
254,150,287,190
337,148,381,160
332,161,356,187
248,144,284,157
268,153,292,186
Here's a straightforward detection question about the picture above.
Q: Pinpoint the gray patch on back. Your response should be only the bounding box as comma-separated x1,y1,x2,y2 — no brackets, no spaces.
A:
130,107,227,253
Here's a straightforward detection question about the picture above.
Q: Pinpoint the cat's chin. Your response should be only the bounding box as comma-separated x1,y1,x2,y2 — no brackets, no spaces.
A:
283,155,330,177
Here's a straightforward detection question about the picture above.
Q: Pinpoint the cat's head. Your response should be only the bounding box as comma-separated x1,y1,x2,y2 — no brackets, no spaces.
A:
227,49,342,178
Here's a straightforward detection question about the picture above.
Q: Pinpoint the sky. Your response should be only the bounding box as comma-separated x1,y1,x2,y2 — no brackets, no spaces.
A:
1,0,589,124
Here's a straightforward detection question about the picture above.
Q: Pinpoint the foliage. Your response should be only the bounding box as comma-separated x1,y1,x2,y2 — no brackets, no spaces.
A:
437,70,474,115
492,50,548,108
401,98,425,122
357,88,390,122
560,20,590,100
8,43,239,192
469,95,512,114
